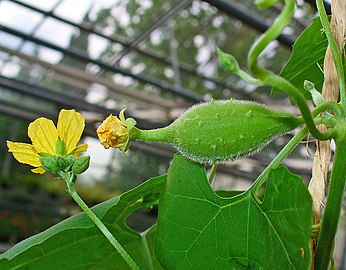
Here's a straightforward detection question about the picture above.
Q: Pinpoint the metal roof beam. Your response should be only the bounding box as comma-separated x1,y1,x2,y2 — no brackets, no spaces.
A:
0,24,202,102
203,0,294,48
7,0,257,101
0,45,183,110
0,75,164,129
109,0,192,65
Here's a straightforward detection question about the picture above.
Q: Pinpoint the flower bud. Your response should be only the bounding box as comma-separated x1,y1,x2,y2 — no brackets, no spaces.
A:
304,80,324,106
97,109,136,154
72,155,90,175
56,156,69,171
97,115,128,149
255,0,278,9
40,156,60,174
217,48,240,73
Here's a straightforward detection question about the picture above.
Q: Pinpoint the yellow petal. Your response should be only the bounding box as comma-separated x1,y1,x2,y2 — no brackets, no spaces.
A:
31,167,46,174
7,141,41,167
97,114,128,149
28,117,58,154
73,143,89,157
57,109,85,155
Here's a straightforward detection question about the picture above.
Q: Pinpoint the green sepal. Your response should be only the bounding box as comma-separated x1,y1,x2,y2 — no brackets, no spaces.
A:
37,152,53,157
39,156,60,174
55,137,66,156
72,155,90,175
118,109,137,155
65,155,75,167
56,157,69,172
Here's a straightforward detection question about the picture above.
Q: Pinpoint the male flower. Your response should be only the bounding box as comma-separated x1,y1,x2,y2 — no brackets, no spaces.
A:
7,109,88,174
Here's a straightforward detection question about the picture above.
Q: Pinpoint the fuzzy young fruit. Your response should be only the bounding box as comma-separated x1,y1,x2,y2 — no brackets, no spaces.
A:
133,99,302,163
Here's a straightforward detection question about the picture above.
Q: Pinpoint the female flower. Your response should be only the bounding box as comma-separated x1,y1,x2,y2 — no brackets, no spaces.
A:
97,109,136,154
7,109,88,174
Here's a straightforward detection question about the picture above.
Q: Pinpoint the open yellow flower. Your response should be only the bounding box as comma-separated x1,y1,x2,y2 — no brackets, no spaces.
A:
7,109,88,174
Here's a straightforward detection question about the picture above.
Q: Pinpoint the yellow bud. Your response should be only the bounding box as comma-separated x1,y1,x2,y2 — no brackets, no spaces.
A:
97,114,128,149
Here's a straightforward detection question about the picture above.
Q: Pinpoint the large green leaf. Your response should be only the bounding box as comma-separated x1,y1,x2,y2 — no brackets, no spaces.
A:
273,17,327,101
155,154,312,269
0,175,165,270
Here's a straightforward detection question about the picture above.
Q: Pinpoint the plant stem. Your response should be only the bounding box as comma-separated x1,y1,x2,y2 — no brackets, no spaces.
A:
63,174,140,270
247,0,330,141
132,126,173,144
312,102,344,118
316,0,346,107
252,127,308,191
314,134,346,270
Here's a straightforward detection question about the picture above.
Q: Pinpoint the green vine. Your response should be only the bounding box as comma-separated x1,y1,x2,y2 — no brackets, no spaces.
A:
316,0,346,107
314,130,346,270
252,127,308,192
247,0,331,141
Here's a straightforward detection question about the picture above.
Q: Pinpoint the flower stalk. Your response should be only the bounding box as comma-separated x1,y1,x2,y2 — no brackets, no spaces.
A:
60,172,140,270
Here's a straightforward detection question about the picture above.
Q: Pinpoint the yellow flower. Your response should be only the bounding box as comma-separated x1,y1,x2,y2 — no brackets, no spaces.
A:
7,109,88,174
97,115,128,149
97,109,136,154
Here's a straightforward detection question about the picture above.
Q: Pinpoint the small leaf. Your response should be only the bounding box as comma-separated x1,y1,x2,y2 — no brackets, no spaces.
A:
272,17,328,102
155,154,312,269
0,176,166,269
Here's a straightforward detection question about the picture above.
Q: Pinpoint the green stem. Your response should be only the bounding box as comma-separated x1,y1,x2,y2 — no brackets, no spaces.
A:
61,173,140,270
267,75,330,140
314,116,338,128
236,69,263,85
314,134,346,270
208,163,219,183
316,0,346,107
248,0,294,70
252,127,308,191
132,126,173,144
247,0,330,140
312,102,344,118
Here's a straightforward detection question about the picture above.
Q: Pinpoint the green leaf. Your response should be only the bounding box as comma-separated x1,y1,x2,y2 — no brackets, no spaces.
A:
272,17,327,102
155,154,312,269
0,176,165,270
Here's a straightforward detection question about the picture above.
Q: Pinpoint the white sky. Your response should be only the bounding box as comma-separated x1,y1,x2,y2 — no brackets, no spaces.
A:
0,0,124,66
